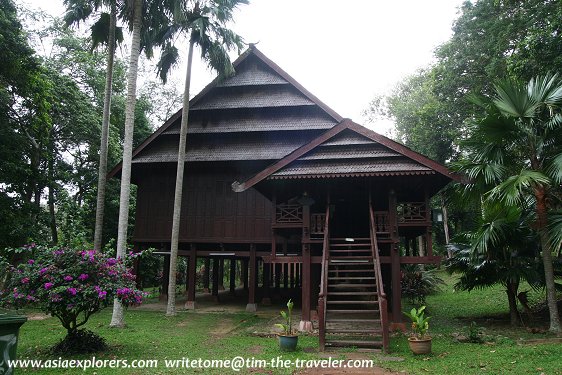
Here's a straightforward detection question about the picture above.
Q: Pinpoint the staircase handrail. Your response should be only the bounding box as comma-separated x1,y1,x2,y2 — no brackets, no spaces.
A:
369,204,389,353
318,205,330,350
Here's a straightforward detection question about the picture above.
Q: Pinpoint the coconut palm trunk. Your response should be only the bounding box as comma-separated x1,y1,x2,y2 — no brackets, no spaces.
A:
93,4,117,251
110,0,143,328
166,37,195,316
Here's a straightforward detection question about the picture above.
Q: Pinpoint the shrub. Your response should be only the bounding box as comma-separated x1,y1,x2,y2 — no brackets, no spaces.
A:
401,265,445,305
0,246,146,342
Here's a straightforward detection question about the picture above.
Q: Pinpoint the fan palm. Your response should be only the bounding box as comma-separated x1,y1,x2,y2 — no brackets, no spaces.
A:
154,0,247,316
457,74,562,332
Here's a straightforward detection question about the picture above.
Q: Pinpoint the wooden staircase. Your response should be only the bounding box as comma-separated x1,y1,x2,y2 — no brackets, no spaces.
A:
318,206,389,352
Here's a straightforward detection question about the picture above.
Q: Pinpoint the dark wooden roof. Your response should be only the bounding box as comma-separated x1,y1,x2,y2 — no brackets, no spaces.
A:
232,120,458,192
108,45,342,178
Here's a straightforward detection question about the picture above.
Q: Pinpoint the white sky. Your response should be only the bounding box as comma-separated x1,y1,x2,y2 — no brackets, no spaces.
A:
22,0,464,134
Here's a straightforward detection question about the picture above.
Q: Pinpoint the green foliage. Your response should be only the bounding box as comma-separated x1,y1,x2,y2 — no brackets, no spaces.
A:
403,305,431,339
401,265,445,305
0,245,146,337
274,299,295,335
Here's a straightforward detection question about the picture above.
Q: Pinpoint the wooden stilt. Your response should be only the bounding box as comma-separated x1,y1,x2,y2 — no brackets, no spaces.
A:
242,259,248,290
299,243,312,332
160,253,170,301
203,258,210,293
246,244,257,312
185,244,197,309
262,262,271,305
229,258,236,294
212,257,219,302
218,258,225,291
283,263,289,289
389,189,402,323
275,263,281,290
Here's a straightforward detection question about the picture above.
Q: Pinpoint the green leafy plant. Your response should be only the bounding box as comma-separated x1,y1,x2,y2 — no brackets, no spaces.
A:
404,306,431,339
275,299,296,336
401,264,445,305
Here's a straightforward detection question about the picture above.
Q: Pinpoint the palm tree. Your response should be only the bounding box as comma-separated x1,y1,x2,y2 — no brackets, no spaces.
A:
110,0,143,328
63,0,123,252
154,0,247,316
458,74,562,332
446,204,543,326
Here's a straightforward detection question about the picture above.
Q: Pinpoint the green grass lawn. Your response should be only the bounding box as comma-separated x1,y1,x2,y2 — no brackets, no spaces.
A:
12,272,562,374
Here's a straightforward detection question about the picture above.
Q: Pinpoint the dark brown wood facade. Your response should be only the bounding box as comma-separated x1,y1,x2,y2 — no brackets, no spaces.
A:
110,45,455,351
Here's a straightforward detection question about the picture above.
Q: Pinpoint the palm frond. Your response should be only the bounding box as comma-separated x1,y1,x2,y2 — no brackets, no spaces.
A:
527,73,562,107
545,152,562,184
494,79,535,118
156,43,179,84
488,170,551,206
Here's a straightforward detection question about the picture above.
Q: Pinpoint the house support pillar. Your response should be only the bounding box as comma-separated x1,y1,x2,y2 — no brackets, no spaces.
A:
299,243,312,332
212,257,219,302
389,189,402,324
218,258,225,290
160,253,170,302
262,262,271,305
246,244,257,312
229,259,236,295
203,258,210,293
185,245,197,310
242,259,248,290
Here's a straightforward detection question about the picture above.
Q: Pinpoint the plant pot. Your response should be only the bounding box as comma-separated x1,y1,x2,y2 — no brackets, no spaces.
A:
278,334,298,351
408,337,432,355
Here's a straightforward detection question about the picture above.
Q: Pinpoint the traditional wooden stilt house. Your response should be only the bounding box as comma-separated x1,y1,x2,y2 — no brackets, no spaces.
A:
109,45,455,351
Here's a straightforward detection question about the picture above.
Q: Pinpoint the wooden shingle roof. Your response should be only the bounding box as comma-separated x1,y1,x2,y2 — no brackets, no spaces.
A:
232,120,458,192
108,45,342,177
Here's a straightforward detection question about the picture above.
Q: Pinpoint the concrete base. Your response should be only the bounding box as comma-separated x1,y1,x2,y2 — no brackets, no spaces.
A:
218,285,225,291
299,320,313,332
184,301,197,310
261,297,272,306
245,303,258,312
203,288,210,293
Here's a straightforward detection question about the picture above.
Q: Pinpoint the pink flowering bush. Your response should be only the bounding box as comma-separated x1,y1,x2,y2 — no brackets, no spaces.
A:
1,246,146,338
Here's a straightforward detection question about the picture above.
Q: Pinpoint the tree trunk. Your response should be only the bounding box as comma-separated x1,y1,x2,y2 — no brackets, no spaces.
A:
166,37,195,316
110,0,142,328
48,151,58,245
441,195,451,258
93,4,117,251
506,280,519,327
535,186,561,333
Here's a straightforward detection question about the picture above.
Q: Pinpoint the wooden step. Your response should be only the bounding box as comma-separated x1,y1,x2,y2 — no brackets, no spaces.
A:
327,318,381,323
330,256,372,260
327,300,378,305
328,276,376,280
325,340,383,348
326,328,382,334
329,283,377,288
327,309,380,314
330,243,371,247
330,237,370,241
327,291,377,295
328,270,375,273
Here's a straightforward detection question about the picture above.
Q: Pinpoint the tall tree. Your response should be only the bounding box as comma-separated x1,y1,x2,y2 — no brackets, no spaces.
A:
458,74,562,333
154,0,246,316
63,0,123,251
110,0,143,328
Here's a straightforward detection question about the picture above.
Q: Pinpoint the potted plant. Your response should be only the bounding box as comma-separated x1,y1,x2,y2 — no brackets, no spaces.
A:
275,299,298,351
404,306,432,354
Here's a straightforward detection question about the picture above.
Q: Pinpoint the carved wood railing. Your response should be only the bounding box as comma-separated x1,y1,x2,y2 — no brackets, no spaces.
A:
275,204,303,224
317,205,330,351
369,203,390,353
310,213,326,236
397,202,426,223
